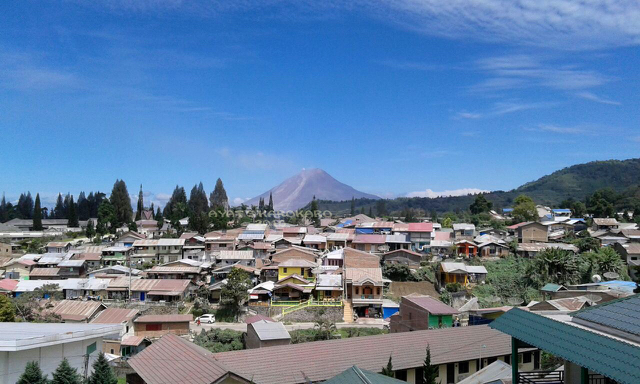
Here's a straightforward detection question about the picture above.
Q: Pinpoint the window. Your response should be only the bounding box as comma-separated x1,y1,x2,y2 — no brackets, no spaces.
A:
523,352,532,364
376,287,381,295
355,287,359,295
145,323,162,331
395,370,407,380
110,349,115,354
458,361,469,374
283,268,288,273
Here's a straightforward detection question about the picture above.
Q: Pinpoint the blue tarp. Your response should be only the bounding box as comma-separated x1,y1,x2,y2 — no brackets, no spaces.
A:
382,306,399,319
355,228,375,234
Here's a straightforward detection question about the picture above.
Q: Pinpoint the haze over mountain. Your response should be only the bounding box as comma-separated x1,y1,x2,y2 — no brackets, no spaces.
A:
245,169,380,211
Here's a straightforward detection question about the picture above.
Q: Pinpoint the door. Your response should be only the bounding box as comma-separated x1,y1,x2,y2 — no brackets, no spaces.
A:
446,363,454,384
140,292,145,301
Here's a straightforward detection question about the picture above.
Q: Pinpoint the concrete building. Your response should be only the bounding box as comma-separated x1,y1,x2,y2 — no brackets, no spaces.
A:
0,322,120,384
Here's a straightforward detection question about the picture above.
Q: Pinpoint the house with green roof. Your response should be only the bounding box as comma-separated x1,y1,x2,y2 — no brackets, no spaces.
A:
322,366,406,384
490,294,640,384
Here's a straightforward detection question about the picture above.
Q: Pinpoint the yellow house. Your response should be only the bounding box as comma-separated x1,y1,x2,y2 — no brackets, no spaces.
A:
277,259,317,282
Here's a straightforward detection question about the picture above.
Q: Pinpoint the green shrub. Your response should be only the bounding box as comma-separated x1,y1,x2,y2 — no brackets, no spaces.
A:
193,329,244,353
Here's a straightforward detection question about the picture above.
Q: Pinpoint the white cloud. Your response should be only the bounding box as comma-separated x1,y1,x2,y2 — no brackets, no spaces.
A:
76,1,640,49
406,188,489,198
473,55,610,92
456,101,556,119
575,91,621,105
526,124,590,135
232,197,250,206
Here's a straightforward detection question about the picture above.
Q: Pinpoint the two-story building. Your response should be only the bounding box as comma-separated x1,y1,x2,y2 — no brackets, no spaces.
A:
344,267,384,318
390,295,458,332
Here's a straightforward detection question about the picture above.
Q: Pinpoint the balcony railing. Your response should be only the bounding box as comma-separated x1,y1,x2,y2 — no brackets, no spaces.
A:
517,371,614,384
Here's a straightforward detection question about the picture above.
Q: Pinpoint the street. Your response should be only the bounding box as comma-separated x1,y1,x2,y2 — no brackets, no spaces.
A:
191,318,387,333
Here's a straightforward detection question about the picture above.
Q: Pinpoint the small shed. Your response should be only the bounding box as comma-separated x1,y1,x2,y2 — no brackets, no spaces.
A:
245,320,291,349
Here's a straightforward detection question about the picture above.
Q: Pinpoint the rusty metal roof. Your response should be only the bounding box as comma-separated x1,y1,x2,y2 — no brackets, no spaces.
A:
121,335,146,346
48,300,105,322
29,268,60,277
90,307,139,324
403,295,459,315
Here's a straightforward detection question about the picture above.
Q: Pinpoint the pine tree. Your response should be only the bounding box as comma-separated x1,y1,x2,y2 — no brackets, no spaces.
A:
33,194,43,231
423,344,438,384
51,358,82,384
86,219,96,238
17,361,48,384
258,197,264,211
110,180,133,227
63,193,71,218
136,184,144,221
88,353,117,384
68,195,79,227
381,355,394,377
77,191,90,221
54,193,64,219
97,200,116,235
155,207,163,222
360,206,365,214
368,206,373,218
267,192,274,212
350,197,355,215
0,294,15,322
163,185,188,221
209,178,229,210
188,182,208,216
310,196,320,227
0,194,7,222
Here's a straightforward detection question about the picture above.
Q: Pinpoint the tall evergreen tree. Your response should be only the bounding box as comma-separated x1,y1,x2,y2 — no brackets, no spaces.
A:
310,196,320,227
368,206,373,218
50,358,82,384
188,182,208,216
381,355,394,377
163,186,188,222
258,197,264,211
267,192,274,212
86,219,96,238
135,185,144,221
422,345,438,384
33,193,43,230
77,191,90,220
68,195,79,227
17,361,48,384
0,194,7,222
88,353,117,384
209,178,229,210
110,179,133,227
63,193,71,218
350,197,355,216
54,193,64,219
17,193,34,219
97,200,116,235
155,207,163,222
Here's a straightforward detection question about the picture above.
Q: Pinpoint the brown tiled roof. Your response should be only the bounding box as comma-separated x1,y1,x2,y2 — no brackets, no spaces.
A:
214,325,512,384
134,314,193,323
404,295,459,315
91,307,139,324
129,333,235,384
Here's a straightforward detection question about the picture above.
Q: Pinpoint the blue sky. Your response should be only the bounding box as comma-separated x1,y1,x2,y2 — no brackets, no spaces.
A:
1,1,639,207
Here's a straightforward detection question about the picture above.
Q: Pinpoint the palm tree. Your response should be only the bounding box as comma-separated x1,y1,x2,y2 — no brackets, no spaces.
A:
313,318,337,340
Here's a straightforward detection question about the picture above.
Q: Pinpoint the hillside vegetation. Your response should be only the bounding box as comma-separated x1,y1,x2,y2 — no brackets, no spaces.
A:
317,158,640,215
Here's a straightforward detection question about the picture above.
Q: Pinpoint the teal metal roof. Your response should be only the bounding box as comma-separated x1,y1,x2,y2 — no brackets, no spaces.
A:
490,308,640,384
540,283,564,292
572,294,640,337
322,366,406,384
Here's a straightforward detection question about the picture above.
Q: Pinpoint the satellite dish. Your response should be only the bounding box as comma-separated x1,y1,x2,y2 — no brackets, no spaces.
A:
507,297,524,306
603,272,619,281
585,294,602,304
485,296,501,304
591,274,602,283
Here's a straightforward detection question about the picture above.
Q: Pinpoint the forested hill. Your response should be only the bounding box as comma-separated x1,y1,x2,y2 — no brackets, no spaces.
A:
316,158,640,215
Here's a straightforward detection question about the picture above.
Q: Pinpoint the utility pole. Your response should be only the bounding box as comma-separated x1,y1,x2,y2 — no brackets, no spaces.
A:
128,252,132,303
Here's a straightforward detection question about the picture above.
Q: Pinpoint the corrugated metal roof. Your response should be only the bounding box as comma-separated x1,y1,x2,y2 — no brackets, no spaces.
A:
29,268,60,276
214,325,514,384
572,294,640,337
404,295,458,315
217,250,254,260
91,307,139,324
323,366,406,384
352,234,386,244
407,222,433,232
490,308,640,384
303,234,326,243
249,320,291,341
135,314,193,323
121,335,145,346
128,333,233,384
48,300,105,321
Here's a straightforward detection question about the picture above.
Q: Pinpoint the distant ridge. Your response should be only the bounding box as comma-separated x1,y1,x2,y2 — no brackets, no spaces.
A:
316,158,640,214
245,168,379,211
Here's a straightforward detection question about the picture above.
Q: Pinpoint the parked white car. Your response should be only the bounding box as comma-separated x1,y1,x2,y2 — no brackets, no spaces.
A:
196,314,216,324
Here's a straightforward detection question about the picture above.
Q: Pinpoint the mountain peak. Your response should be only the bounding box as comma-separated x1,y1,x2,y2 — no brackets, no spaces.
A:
245,169,379,211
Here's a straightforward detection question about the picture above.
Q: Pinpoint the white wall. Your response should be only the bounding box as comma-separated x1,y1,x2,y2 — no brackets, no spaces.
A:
0,338,104,384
